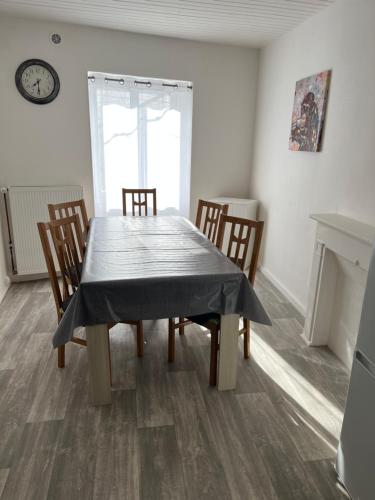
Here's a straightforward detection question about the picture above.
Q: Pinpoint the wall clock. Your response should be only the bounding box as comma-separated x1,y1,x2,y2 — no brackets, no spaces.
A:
15,59,60,105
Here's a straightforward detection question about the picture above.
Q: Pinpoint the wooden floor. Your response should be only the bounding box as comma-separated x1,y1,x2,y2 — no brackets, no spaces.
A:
0,273,350,500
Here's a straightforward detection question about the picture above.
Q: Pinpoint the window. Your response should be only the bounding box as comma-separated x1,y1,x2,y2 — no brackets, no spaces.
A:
88,72,193,217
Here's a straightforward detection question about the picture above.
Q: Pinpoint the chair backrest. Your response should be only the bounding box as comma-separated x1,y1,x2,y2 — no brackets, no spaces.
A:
49,213,84,286
122,188,157,216
216,214,264,285
37,216,82,321
195,200,229,244
48,199,89,244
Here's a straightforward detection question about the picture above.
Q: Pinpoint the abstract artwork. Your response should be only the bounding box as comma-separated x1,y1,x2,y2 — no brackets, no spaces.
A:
289,70,331,152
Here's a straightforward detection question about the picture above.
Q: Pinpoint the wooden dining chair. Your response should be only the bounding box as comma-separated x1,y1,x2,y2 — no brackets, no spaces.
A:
120,188,154,356
54,214,144,355
122,188,157,216
51,213,143,350
168,214,264,385
39,214,144,376
195,199,229,244
38,215,88,370
50,215,144,358
48,198,90,247
169,200,230,338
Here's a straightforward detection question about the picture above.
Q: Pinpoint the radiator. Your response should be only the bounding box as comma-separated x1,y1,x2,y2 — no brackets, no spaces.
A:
2,185,83,277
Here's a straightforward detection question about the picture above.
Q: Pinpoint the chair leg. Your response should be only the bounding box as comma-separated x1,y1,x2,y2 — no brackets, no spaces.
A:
107,329,113,386
58,345,65,368
178,317,185,336
209,327,219,386
244,319,250,359
168,318,175,362
136,321,144,357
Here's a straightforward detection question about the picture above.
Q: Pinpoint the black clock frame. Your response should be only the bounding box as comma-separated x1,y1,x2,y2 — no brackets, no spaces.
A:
15,59,60,105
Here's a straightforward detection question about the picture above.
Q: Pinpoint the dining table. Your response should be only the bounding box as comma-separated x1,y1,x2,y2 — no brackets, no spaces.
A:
53,215,270,405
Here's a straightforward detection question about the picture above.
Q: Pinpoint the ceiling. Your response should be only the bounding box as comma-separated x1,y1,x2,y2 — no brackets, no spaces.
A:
0,0,336,47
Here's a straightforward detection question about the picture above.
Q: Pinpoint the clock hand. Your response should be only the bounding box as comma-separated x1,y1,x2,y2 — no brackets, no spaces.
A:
31,78,41,88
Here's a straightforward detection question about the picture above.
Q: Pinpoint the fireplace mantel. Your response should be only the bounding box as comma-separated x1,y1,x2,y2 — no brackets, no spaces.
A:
303,213,375,367
311,213,375,246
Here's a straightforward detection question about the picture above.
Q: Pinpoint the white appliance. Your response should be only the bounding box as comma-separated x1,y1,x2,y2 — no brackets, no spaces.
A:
209,197,258,221
336,243,375,500
209,197,259,270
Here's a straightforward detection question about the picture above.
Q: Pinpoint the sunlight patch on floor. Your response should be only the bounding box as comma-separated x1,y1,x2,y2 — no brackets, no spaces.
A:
251,331,343,440
285,400,338,453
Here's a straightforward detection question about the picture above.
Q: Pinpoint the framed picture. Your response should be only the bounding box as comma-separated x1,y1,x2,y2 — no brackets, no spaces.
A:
289,70,331,152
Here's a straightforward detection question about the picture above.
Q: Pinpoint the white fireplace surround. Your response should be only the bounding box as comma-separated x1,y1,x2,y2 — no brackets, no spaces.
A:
303,214,375,369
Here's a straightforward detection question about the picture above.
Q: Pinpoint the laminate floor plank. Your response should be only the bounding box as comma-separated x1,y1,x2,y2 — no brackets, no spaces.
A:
273,347,347,440
304,459,349,499
138,426,186,500
235,350,266,394
255,275,305,326
92,390,140,500
0,287,33,370
251,319,305,352
11,290,56,336
109,324,137,390
0,469,9,498
183,323,211,347
255,273,286,304
236,392,323,499
0,332,52,467
166,370,232,500
1,420,62,500
0,283,30,324
275,396,338,462
290,346,349,411
46,349,101,500
248,334,346,443
166,328,197,373
203,390,279,500
136,331,174,429
0,371,13,396
27,343,82,423
0,275,350,499
29,292,57,333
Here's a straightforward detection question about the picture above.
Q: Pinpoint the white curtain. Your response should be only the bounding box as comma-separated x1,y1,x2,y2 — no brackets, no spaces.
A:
88,73,193,217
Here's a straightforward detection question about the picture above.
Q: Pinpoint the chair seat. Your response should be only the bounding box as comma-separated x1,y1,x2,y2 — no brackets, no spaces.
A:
187,312,220,329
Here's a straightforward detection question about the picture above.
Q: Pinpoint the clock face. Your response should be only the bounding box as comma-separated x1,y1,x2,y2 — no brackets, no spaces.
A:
15,59,60,104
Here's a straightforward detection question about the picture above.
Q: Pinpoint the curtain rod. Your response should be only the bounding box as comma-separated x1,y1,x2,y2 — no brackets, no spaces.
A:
88,75,192,89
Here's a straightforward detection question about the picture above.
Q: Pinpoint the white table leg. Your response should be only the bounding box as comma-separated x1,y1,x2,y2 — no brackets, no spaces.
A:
218,314,239,391
86,324,112,405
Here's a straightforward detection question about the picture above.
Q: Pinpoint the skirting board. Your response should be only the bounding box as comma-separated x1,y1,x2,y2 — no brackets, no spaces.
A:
11,272,48,283
259,265,307,318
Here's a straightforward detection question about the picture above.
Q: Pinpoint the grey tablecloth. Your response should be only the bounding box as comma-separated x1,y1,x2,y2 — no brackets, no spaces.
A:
53,216,271,348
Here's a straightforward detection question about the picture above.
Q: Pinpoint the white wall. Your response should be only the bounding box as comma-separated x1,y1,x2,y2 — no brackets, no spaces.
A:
0,14,258,299
250,0,375,314
0,15,258,215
